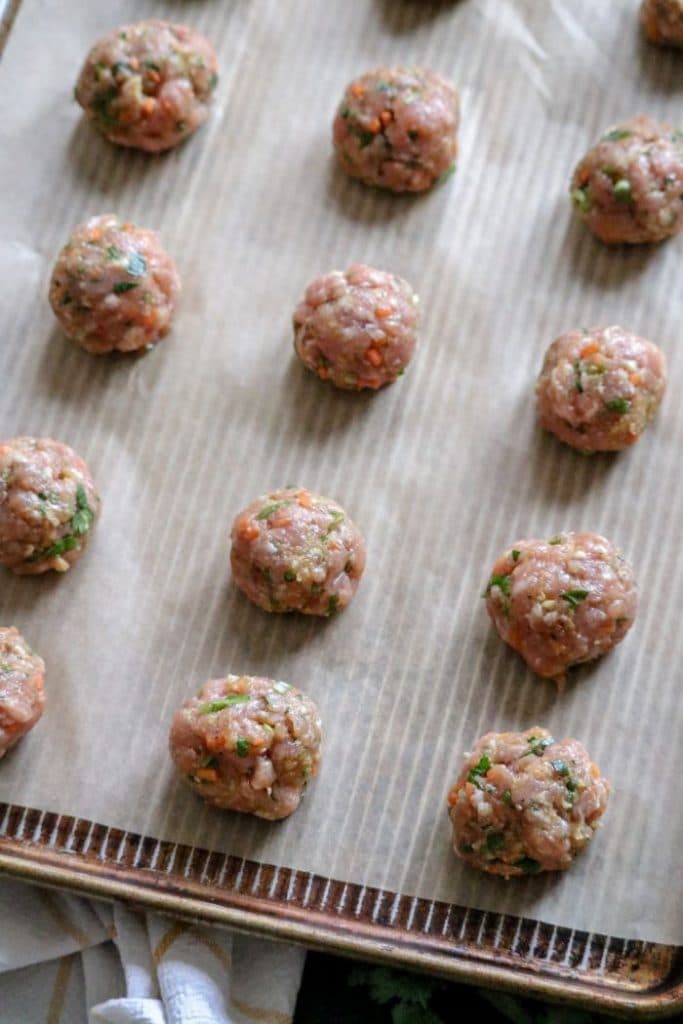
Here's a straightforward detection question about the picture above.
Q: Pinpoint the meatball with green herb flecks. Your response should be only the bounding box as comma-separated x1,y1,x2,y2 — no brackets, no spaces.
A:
49,214,180,354
448,728,610,877
169,675,322,820
570,116,683,244
536,326,666,452
230,488,366,616
333,66,459,193
641,0,683,47
483,532,637,681
0,627,45,758
293,264,419,390
75,19,219,152
0,437,100,575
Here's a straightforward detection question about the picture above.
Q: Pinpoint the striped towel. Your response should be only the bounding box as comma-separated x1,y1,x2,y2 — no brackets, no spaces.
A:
0,878,304,1023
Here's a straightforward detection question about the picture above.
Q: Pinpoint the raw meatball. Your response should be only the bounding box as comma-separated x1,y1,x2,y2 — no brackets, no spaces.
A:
75,19,218,152
293,264,419,390
570,116,683,244
0,437,100,575
169,675,321,820
230,487,366,616
333,66,459,193
536,326,666,452
0,627,45,759
49,214,180,354
447,727,610,877
641,0,683,47
484,532,636,680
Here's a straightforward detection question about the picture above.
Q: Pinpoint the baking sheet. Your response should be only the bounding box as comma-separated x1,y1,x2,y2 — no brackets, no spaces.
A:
1,0,682,945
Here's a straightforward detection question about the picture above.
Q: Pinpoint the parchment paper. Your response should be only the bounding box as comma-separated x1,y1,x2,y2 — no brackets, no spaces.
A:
1,0,682,944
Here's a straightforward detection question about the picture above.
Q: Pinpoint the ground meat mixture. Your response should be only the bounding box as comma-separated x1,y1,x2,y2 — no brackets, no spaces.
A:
570,116,683,243
75,19,219,152
333,66,459,192
641,0,683,47
484,532,637,681
49,214,180,354
231,488,366,616
0,627,45,759
169,675,322,820
448,727,610,877
536,326,666,452
293,264,419,390
0,437,100,575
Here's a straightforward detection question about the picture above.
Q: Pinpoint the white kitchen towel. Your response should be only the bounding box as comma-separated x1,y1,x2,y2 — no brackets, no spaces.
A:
0,878,305,1024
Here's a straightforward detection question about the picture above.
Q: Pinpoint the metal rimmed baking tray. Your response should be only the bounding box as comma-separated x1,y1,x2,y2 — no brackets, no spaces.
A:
2,1,683,1017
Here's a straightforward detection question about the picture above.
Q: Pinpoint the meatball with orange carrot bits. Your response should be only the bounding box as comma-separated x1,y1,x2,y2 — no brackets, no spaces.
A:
448,727,610,877
230,488,366,616
293,264,419,390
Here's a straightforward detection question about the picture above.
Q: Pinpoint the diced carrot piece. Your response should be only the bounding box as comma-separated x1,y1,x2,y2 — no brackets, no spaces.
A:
238,518,259,541
374,307,392,319
366,347,383,367
350,83,365,97
629,372,641,385
368,117,381,134
380,110,392,126
297,490,313,509
580,342,600,358
195,768,218,782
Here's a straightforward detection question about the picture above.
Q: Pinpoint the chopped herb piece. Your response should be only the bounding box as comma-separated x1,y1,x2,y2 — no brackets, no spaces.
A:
562,589,589,610
235,738,250,757
327,594,340,616
283,569,297,582
326,510,345,533
511,549,521,562
144,60,161,72
566,777,578,793
548,535,563,545
272,681,290,695
485,832,505,853
71,485,94,537
574,360,584,393
93,86,119,127
396,367,405,377
203,756,219,769
175,120,187,132
585,363,606,375
340,107,351,119
571,186,592,213
484,573,511,597
209,72,219,90
60,293,72,306
526,736,554,757
602,128,631,142
437,163,456,184
551,759,569,776
127,251,147,277
516,856,541,874
357,129,375,148
199,694,250,713
613,178,632,203
26,535,78,564
106,245,122,260
461,843,474,854
408,129,419,141
605,397,630,414
467,754,491,787
256,500,293,520
502,789,513,805
113,281,138,294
